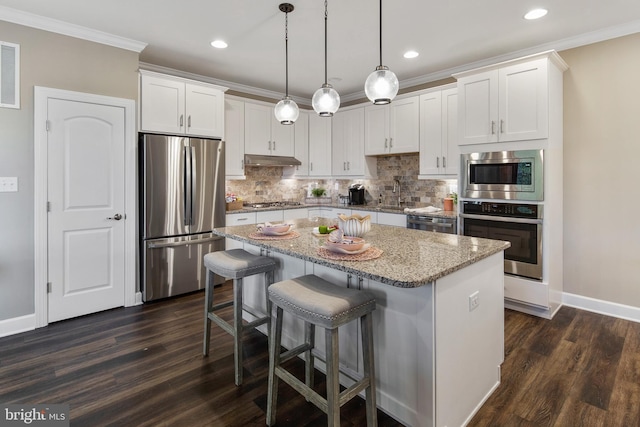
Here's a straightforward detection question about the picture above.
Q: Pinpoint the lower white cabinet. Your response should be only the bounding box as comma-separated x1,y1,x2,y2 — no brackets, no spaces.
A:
377,212,406,227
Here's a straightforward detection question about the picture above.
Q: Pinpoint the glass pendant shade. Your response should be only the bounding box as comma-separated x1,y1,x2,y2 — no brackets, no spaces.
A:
312,84,340,117
365,66,399,105
274,96,299,125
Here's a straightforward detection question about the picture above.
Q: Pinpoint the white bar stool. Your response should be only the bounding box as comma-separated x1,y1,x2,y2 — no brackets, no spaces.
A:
203,248,277,386
266,274,377,426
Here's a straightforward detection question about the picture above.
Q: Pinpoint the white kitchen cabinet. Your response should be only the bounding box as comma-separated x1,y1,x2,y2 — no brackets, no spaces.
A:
419,86,459,177
225,98,245,178
377,212,406,227
283,111,309,177
257,210,283,224
455,52,567,145
284,208,309,221
226,211,256,226
140,70,225,138
364,95,420,155
332,107,365,176
307,114,332,176
244,101,294,156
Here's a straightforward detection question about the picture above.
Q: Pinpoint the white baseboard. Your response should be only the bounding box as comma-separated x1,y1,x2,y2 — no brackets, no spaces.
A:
563,292,640,323
0,314,36,338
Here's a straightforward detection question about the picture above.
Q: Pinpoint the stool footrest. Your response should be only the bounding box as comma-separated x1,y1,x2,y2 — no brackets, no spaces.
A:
279,342,313,365
275,366,328,413
339,377,371,406
207,312,235,336
211,300,234,311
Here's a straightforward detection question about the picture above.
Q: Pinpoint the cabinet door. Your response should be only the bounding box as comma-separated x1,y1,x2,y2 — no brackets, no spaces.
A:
244,102,272,155
389,96,420,153
308,114,332,176
378,212,406,227
331,111,347,174
224,99,245,177
185,83,224,138
499,58,548,142
442,88,460,176
271,115,295,156
419,91,443,176
284,111,309,177
140,74,185,135
364,104,389,155
457,70,499,145
343,108,365,175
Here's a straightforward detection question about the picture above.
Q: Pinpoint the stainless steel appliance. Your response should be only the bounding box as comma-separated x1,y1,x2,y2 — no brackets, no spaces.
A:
406,214,457,234
140,134,225,301
461,149,543,201
348,184,365,205
460,201,543,280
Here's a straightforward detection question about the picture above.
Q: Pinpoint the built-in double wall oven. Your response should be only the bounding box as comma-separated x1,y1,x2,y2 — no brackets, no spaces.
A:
460,149,544,281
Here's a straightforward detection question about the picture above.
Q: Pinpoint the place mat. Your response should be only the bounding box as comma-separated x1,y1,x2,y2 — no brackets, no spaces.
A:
249,230,300,240
317,246,383,261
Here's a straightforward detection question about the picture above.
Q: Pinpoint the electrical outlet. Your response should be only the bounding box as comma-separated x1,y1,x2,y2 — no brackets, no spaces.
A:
469,291,480,311
0,177,18,192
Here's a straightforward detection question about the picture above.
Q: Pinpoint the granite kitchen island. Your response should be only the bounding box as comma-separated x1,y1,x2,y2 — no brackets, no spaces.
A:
212,218,510,427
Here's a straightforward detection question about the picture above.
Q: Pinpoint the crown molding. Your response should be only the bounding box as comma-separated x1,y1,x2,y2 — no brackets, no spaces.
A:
341,19,640,103
0,6,147,52
138,61,310,106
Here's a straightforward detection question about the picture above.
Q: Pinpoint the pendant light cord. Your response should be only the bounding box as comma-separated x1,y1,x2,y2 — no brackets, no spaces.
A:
378,0,383,67
324,0,328,84
285,11,289,96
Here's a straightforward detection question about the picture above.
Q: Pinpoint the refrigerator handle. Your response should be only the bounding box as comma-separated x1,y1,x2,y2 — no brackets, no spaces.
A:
184,144,192,227
189,145,196,226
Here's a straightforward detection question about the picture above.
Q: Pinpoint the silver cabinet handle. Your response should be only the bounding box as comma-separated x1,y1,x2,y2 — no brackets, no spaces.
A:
347,161,350,170
443,157,446,168
107,213,122,221
273,140,276,150
236,217,248,222
241,159,244,170
268,140,271,150
436,157,440,168
310,162,313,171
389,137,393,148
180,114,184,127
491,121,495,135
384,138,388,148
188,115,191,128
500,119,504,133
343,161,346,171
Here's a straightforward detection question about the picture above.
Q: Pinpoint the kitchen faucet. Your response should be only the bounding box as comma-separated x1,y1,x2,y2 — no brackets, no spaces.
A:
393,179,402,207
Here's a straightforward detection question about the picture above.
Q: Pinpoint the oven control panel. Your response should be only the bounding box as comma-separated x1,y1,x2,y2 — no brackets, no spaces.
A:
462,201,541,219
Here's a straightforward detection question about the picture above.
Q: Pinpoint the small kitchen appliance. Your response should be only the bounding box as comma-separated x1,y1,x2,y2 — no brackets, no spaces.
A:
348,183,365,205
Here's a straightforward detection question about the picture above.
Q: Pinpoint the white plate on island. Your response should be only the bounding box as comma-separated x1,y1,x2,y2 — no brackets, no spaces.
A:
321,243,371,255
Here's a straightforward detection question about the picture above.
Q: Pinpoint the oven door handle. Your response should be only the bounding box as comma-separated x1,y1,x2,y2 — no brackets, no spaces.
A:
460,213,543,225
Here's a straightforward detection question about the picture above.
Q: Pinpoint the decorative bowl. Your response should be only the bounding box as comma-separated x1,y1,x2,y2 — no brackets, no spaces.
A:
337,214,371,237
324,236,366,252
258,223,292,235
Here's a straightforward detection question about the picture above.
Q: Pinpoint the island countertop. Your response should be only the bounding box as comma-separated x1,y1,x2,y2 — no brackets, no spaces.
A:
213,218,510,288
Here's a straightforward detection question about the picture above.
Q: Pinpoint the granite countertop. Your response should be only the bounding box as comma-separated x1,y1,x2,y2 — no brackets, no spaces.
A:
228,203,459,219
213,218,509,288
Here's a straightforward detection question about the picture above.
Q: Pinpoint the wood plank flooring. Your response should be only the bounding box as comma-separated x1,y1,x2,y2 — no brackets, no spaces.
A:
1,283,639,426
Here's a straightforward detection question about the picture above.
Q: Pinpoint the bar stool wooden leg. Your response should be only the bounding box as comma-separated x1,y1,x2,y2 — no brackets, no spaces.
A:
304,322,315,389
264,270,273,353
326,328,340,427
266,306,284,427
362,312,377,427
233,277,244,386
203,270,214,356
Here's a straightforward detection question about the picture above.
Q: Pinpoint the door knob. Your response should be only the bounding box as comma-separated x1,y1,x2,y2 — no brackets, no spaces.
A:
107,213,123,220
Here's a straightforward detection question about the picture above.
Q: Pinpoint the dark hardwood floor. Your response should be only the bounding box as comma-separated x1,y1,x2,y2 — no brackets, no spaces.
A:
2,283,639,426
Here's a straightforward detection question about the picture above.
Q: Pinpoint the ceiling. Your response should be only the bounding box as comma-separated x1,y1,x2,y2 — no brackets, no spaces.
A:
1,1,640,103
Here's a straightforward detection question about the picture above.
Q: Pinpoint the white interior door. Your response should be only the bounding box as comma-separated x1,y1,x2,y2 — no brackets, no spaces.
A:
47,98,126,322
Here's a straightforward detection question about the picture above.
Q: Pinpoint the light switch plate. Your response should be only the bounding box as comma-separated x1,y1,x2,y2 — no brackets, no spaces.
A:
0,177,18,192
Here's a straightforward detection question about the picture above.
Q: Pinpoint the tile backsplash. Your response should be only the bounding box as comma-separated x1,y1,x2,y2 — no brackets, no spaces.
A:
226,153,457,209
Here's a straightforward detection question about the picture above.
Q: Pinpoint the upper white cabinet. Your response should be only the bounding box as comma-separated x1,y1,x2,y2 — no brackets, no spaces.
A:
419,86,459,177
244,102,294,156
140,70,225,138
332,107,365,176
455,52,568,145
283,110,309,177
365,95,420,155
308,114,332,176
225,98,245,178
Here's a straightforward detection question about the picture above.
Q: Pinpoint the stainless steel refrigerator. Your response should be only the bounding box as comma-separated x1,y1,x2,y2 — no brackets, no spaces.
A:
140,134,225,302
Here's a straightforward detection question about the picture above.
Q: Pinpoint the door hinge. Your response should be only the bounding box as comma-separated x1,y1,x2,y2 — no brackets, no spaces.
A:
47,282,52,293
46,120,50,132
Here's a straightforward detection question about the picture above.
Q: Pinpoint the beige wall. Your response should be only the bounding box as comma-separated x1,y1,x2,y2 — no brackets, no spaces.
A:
0,21,139,321
561,33,640,307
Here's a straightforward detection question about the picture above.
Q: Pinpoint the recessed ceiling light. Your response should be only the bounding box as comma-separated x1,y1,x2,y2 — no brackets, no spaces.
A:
404,50,419,59
524,8,548,20
210,40,228,49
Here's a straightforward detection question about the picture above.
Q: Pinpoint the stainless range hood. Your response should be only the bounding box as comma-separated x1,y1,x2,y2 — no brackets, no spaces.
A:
244,154,301,167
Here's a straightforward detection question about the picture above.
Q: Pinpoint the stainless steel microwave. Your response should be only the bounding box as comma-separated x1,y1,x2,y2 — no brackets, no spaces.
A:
461,149,544,201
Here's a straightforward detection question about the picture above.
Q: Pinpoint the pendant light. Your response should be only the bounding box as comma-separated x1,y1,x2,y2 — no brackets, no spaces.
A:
274,3,299,125
312,0,340,117
364,0,398,105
